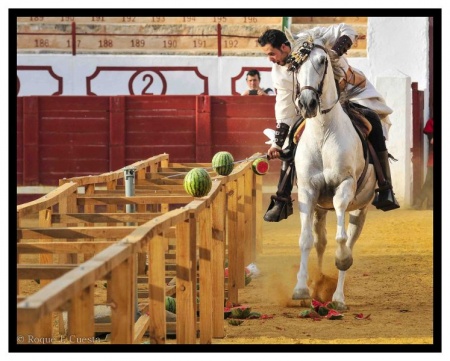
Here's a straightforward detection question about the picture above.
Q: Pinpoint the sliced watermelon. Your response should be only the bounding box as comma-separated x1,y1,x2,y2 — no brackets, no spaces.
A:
252,157,270,175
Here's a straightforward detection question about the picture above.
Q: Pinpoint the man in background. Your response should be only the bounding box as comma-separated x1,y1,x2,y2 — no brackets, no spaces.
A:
241,69,274,96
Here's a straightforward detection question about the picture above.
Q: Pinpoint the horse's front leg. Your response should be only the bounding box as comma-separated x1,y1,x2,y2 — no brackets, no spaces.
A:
313,208,328,272
333,178,355,271
293,193,316,300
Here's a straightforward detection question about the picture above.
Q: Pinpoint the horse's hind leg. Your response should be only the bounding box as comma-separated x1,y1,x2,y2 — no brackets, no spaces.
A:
332,207,369,309
333,178,356,271
346,206,369,251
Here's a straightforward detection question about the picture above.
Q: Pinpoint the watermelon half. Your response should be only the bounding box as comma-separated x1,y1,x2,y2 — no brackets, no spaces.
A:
184,168,212,197
252,157,270,175
212,151,234,176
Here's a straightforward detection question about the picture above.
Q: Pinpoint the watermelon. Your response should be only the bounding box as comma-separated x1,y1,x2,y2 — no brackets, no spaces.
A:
183,168,212,197
245,273,252,286
230,305,252,319
252,157,269,175
165,296,176,314
212,151,234,176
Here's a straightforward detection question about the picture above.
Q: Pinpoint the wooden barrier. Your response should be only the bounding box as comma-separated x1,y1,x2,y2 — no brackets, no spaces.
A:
16,95,278,193
17,153,263,345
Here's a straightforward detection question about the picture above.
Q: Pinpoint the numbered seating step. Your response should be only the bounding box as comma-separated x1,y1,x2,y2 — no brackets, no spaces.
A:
17,17,283,55
290,17,367,57
17,17,367,56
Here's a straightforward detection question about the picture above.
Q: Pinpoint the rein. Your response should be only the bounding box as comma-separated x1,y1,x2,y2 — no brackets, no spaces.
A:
290,43,340,115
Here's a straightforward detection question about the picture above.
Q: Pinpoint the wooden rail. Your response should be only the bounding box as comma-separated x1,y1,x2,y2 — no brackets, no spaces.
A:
17,153,263,344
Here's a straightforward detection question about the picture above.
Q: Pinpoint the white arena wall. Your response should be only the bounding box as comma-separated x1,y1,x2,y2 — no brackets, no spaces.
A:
16,17,432,205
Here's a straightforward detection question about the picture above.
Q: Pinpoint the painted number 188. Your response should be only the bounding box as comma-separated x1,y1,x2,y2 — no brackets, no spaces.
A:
99,39,113,48
34,39,49,47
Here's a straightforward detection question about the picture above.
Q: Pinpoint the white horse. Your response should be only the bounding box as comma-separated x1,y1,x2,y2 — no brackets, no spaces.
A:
290,36,377,310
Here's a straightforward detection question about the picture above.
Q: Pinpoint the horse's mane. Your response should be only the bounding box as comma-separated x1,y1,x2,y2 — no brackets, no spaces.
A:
290,29,335,52
289,30,364,104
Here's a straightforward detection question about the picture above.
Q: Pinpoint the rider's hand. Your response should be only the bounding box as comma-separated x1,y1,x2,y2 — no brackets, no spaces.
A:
267,146,280,160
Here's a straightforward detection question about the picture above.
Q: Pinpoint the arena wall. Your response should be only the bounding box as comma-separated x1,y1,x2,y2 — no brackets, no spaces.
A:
16,17,433,207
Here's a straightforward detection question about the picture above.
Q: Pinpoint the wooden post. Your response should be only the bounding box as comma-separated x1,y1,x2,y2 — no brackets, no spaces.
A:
83,184,96,261
110,255,136,344
148,235,166,344
136,167,147,275
198,207,213,344
106,179,118,240
68,285,95,343
149,163,159,213
38,207,53,339
226,180,238,303
254,172,263,255
236,175,245,289
17,318,40,344
175,217,197,344
211,184,226,338
58,191,79,264
244,168,253,265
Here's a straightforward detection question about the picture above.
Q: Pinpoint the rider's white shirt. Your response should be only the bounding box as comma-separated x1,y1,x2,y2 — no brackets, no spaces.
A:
271,23,393,139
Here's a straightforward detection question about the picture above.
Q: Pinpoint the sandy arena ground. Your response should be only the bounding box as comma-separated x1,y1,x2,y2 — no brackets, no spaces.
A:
17,204,437,349
214,206,436,346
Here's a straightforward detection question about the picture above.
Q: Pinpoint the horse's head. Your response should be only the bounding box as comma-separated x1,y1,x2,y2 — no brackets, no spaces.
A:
287,39,337,119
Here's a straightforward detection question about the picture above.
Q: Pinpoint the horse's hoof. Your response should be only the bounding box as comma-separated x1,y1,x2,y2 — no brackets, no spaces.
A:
332,301,348,311
292,288,310,300
335,257,353,271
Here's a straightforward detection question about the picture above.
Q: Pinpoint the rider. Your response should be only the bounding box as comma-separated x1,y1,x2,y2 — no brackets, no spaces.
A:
257,24,400,222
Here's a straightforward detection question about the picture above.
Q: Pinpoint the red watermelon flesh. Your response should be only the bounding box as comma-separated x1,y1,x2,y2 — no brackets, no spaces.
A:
252,158,269,175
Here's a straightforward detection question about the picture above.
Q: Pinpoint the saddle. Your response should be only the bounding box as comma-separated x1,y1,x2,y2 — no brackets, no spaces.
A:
341,102,388,187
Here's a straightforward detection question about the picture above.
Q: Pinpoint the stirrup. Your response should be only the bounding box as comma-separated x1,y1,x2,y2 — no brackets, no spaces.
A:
264,196,294,222
372,187,400,211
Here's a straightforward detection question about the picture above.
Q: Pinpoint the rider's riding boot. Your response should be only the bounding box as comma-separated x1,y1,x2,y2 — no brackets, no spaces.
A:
372,150,400,211
264,122,294,222
264,160,295,222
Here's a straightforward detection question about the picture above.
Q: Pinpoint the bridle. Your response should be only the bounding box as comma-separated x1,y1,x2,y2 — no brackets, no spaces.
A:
288,42,339,115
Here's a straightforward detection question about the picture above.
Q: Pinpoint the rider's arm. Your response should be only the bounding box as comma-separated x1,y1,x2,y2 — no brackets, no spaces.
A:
331,23,358,55
271,64,298,150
